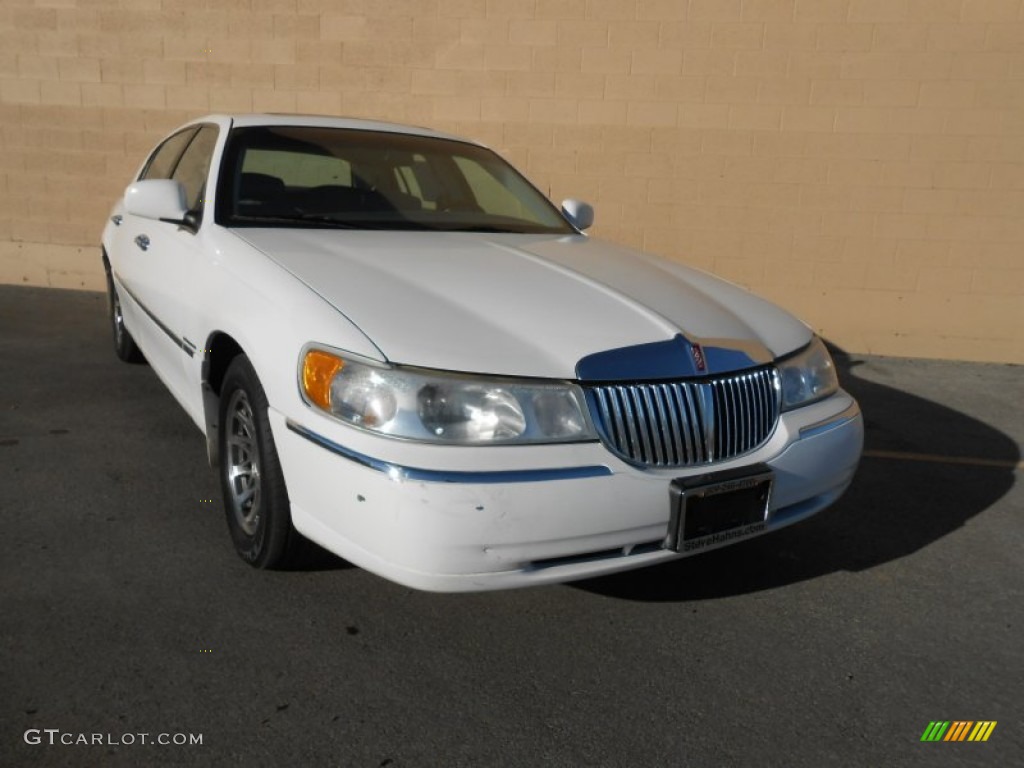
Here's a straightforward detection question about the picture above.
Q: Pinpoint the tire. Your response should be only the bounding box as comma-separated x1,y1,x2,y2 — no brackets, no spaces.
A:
218,354,305,569
105,265,145,364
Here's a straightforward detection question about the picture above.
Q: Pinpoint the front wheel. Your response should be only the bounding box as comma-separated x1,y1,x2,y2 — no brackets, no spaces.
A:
218,355,305,569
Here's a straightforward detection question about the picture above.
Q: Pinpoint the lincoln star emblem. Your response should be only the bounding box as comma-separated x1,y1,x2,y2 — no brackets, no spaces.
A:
690,343,707,373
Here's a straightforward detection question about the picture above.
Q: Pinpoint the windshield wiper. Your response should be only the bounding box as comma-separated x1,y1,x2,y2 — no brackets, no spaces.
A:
448,225,522,233
231,213,437,231
230,213,364,228
435,224,559,234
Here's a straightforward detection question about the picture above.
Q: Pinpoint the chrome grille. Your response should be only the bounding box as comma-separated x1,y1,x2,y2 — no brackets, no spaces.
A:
588,368,780,468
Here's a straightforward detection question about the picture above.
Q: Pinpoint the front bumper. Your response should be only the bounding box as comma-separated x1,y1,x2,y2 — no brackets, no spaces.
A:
271,391,863,592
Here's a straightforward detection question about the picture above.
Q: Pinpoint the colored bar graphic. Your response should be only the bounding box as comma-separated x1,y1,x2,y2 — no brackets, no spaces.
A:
944,721,972,741
921,721,949,742
968,722,997,742
921,721,996,742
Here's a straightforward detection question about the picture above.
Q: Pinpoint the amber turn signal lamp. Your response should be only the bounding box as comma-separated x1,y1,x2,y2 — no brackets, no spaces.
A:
302,350,344,409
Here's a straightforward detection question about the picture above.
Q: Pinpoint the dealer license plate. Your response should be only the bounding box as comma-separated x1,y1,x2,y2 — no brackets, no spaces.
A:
665,465,773,554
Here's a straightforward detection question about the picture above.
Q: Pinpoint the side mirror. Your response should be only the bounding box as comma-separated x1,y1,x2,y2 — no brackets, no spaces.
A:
124,179,189,223
561,198,594,231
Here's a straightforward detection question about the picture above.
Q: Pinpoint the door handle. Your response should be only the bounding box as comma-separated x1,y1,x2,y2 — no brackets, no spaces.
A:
134,234,150,251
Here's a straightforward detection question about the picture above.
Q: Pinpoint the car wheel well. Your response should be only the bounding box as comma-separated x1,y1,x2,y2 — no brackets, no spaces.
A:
201,332,245,468
204,333,245,396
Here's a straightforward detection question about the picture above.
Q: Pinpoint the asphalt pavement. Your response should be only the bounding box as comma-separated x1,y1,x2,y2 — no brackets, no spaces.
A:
1,284,1021,767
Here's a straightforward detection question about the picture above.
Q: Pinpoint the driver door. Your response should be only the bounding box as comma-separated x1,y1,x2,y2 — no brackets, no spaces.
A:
111,124,219,420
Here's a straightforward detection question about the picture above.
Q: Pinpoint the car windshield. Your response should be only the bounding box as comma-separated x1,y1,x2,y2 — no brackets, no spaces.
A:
216,125,575,235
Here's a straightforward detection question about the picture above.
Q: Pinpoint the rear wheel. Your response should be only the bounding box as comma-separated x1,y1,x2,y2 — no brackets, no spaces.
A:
219,354,305,569
104,264,145,364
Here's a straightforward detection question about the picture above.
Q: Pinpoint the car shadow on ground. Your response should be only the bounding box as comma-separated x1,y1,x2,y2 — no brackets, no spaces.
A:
289,540,354,572
573,345,1020,602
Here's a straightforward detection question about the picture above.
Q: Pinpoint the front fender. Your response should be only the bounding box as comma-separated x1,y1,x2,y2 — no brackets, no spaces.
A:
191,227,385,462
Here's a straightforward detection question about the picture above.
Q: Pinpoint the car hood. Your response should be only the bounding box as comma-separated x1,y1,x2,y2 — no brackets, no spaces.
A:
232,229,812,380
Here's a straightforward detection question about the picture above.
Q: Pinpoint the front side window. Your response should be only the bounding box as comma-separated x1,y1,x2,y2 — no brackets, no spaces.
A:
171,124,219,212
216,126,573,235
140,127,198,181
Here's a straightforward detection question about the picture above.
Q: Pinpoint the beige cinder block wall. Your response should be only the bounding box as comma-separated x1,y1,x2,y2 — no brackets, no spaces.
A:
1,0,1022,363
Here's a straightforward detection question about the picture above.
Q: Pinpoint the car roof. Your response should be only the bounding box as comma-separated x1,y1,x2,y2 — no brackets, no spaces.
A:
200,113,477,146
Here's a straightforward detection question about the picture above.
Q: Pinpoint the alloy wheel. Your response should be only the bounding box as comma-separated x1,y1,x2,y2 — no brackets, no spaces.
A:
224,389,262,536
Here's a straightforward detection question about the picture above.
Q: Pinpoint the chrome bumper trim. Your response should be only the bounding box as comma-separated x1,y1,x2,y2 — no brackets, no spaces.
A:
798,402,861,440
285,420,613,484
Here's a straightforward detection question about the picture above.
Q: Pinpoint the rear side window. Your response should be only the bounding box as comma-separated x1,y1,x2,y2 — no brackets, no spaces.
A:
140,127,199,181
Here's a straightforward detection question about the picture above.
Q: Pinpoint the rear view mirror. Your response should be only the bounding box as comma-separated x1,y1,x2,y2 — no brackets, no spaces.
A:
124,179,189,223
561,198,594,231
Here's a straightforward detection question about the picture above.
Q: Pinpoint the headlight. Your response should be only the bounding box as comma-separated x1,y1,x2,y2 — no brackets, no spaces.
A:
777,337,839,411
300,347,596,445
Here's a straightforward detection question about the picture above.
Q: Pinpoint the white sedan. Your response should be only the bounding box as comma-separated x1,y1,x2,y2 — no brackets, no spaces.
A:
101,113,863,592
